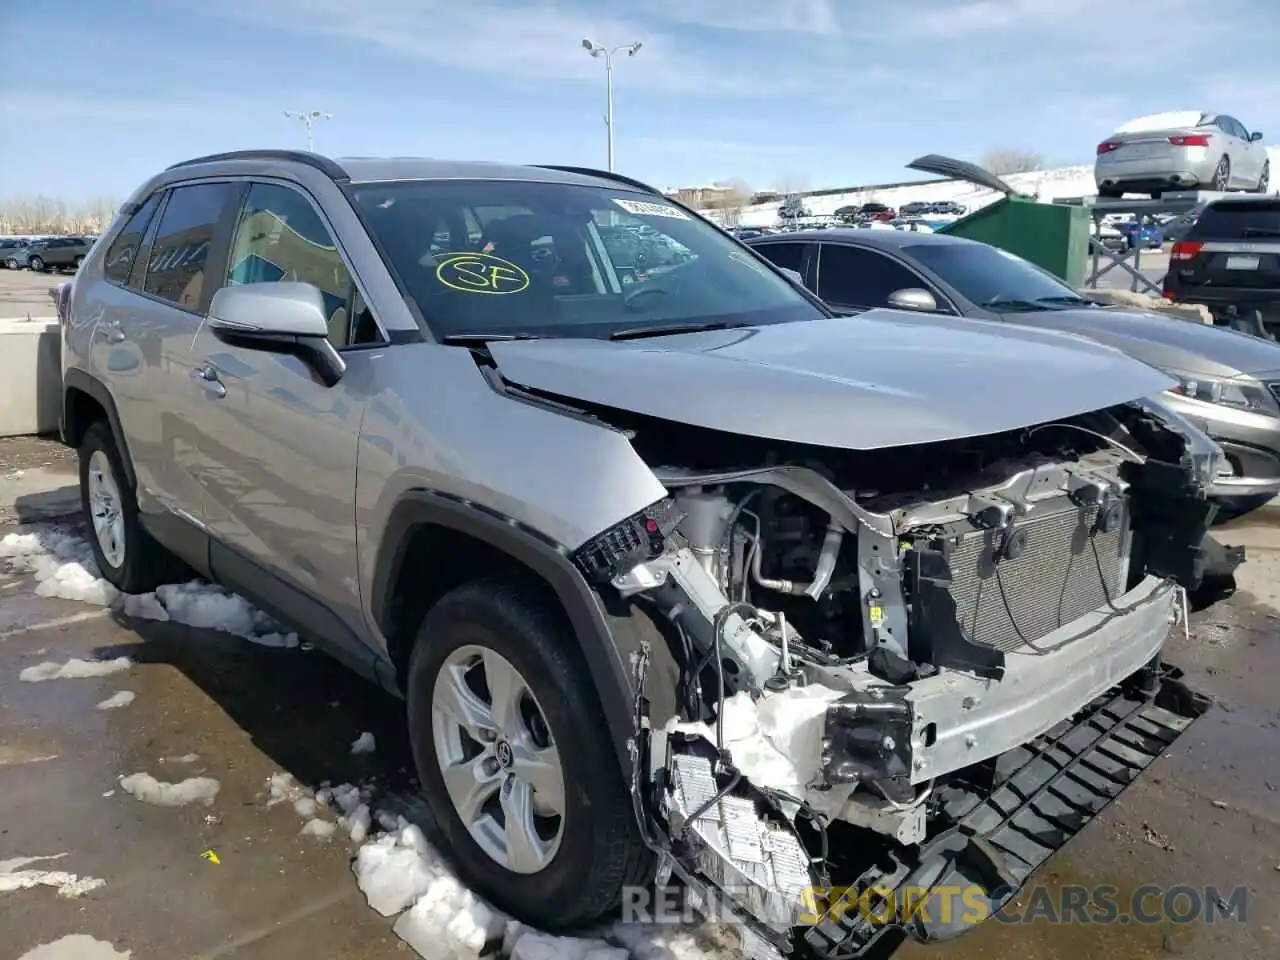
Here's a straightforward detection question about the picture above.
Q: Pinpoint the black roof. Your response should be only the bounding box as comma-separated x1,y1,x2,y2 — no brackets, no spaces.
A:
747,228,976,250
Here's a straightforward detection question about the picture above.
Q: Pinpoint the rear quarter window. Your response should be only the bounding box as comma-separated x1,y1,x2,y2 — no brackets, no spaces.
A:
104,193,162,285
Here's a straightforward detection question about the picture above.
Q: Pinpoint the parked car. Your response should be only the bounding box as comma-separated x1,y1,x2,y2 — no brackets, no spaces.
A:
899,201,933,216
13,236,94,272
1090,219,1129,253
64,149,1221,960
1113,218,1165,250
1164,195,1280,341
928,200,966,215
857,202,896,221
746,227,1280,519
1095,109,1269,199
2,238,38,269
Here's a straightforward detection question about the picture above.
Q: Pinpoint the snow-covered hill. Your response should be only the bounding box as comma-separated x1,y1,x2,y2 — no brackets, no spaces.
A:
734,147,1280,228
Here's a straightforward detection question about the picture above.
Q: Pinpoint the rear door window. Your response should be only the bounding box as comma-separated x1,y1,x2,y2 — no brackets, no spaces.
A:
143,182,238,310
104,194,162,285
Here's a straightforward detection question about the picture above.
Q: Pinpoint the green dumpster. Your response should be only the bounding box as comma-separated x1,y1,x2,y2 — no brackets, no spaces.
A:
908,154,1090,287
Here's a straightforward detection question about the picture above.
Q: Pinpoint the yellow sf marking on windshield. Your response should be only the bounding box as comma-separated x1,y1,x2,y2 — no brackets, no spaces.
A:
436,253,530,295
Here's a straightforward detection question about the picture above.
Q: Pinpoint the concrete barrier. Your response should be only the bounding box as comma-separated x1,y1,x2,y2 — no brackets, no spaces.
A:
0,318,61,437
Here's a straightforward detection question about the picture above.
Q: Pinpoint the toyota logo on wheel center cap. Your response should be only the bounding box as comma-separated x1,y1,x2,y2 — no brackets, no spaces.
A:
495,740,514,768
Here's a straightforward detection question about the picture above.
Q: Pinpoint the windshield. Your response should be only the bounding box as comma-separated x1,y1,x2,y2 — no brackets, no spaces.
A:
904,242,1081,310
349,179,823,339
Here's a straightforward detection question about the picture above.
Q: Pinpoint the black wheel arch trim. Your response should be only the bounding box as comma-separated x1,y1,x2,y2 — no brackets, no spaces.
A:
62,368,137,491
371,489,646,778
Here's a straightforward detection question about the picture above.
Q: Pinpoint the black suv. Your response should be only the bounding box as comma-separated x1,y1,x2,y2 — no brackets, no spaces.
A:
1164,196,1280,338
22,236,94,272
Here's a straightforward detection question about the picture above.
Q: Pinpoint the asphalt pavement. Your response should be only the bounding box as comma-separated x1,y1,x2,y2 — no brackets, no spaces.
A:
0,439,1277,960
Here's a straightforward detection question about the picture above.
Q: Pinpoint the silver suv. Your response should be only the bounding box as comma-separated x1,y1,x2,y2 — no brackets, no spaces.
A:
60,151,1221,959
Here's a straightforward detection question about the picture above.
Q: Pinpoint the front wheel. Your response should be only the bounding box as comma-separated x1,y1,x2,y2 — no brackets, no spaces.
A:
405,575,650,930
28,255,44,271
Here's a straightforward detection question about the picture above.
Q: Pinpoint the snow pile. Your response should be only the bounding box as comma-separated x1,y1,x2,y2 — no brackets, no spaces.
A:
350,731,377,755
0,525,299,647
119,772,220,807
0,853,106,899
96,690,136,710
20,656,133,682
17,935,131,959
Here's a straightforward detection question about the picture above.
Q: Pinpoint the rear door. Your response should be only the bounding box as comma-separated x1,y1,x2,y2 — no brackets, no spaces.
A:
1171,199,1280,296
747,240,815,289
103,180,243,528
814,243,940,312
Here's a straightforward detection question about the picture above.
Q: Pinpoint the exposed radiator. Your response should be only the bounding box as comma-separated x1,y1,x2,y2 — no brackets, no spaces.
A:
942,502,1127,653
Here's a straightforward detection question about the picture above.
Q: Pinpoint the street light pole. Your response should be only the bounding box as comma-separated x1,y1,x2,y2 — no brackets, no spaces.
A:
581,39,641,171
284,109,333,153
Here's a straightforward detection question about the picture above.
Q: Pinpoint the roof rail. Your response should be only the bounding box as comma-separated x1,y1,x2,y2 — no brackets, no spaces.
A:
165,150,349,181
532,165,662,196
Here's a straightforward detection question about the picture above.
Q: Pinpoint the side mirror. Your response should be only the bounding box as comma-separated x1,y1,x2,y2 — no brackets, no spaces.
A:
1250,131,1264,142
886,287,939,312
779,267,805,287
208,281,345,387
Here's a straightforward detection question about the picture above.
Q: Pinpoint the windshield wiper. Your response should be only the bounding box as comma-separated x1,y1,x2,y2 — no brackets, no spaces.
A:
1033,295,1098,307
608,320,749,341
1242,227,1280,238
440,332,541,345
983,298,1043,312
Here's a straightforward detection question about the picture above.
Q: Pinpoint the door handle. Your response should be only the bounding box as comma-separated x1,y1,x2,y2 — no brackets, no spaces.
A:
190,364,226,399
101,319,125,343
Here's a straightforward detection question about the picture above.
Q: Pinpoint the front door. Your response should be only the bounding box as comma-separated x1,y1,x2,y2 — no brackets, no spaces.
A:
188,179,380,658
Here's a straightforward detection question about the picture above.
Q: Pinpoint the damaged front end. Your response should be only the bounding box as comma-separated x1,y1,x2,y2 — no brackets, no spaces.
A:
573,397,1222,959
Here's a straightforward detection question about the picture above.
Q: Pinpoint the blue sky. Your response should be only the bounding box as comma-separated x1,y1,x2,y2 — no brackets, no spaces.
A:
2,0,1277,202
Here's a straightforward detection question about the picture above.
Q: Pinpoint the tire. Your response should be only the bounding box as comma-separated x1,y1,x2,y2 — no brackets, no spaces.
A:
1097,186,1122,199
74,255,85,268
405,575,650,931
1210,155,1230,192
1258,161,1270,194
78,420,187,594
28,255,44,271
3,258,16,270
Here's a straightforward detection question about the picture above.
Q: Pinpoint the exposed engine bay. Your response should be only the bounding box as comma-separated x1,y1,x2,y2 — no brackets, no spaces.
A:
569,396,1223,959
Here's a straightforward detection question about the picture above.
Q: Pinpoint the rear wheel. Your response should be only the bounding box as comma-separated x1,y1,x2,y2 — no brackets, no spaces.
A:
1211,155,1230,192
78,420,187,593
405,575,650,930
73,255,85,268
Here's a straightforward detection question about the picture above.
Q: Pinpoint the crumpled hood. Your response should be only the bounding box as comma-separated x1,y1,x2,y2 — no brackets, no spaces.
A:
1001,306,1280,379
490,311,1177,450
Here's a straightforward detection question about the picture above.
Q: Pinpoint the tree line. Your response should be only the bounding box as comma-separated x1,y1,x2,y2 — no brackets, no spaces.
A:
0,195,122,236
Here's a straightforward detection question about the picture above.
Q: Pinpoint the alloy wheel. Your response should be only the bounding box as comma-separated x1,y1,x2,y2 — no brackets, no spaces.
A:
431,644,566,874
87,449,126,569
1214,157,1230,191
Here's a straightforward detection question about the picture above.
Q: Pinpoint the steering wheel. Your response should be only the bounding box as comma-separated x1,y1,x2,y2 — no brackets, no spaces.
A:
623,278,675,310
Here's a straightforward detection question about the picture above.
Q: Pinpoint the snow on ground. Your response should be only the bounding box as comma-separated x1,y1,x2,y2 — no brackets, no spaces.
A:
0,853,106,899
0,525,299,647
118,772,221,807
17,935,132,960
96,689,136,709
736,164,1100,228
2,523,728,959
19,656,133,682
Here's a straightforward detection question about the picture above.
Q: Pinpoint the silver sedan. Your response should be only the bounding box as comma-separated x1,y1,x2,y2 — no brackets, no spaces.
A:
1095,109,1269,198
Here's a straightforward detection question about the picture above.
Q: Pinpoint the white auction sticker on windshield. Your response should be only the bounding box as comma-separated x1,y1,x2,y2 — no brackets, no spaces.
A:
612,197,690,219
